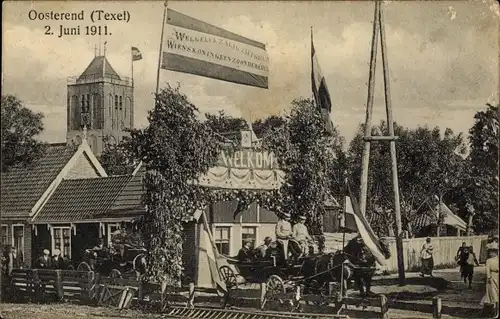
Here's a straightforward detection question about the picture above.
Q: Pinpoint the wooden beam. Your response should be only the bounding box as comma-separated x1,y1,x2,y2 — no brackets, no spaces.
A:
359,0,380,216
363,136,399,141
379,1,405,285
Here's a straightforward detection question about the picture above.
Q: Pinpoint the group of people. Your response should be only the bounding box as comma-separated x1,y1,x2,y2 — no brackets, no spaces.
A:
1,246,23,276
34,248,67,269
237,213,314,263
421,236,498,317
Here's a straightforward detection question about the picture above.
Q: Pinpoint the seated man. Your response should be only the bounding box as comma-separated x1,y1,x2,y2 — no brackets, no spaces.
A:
237,240,254,262
255,237,273,259
292,215,312,255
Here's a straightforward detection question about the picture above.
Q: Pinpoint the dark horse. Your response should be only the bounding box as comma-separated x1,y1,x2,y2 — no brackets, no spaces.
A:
341,236,391,296
302,236,391,298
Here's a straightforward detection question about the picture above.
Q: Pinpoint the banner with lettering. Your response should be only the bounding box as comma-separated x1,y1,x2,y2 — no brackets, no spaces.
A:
162,9,269,89
196,149,283,190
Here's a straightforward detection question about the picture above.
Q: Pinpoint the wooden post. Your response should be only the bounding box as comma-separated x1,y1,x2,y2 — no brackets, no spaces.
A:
55,270,64,301
433,297,442,319
138,280,144,301
188,282,195,308
359,0,380,216
260,282,267,310
379,294,389,319
161,281,168,311
379,1,405,285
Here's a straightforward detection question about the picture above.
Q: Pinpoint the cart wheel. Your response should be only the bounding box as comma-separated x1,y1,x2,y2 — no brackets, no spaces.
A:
77,262,91,271
218,265,238,290
109,269,122,278
263,274,286,309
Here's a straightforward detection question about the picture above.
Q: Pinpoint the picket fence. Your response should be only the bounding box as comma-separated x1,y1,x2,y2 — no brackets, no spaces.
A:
324,233,489,272
379,235,489,272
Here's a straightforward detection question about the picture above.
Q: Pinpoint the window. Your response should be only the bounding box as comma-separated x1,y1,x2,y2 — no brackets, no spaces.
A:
107,223,120,246
12,225,24,261
87,94,90,108
81,95,85,112
242,226,257,249
214,226,230,256
115,95,118,109
1,225,8,247
52,227,71,258
119,96,123,110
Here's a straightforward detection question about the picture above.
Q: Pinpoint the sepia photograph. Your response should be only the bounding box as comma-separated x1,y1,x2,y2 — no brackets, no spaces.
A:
1,1,499,318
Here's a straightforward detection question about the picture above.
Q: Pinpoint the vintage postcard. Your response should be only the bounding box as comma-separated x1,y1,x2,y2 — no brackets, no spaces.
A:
1,1,499,318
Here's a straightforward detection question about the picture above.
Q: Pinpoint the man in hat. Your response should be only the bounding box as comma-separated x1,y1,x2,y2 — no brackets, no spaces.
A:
237,239,254,262
293,215,312,255
255,236,273,259
52,248,65,270
276,212,293,262
36,249,53,269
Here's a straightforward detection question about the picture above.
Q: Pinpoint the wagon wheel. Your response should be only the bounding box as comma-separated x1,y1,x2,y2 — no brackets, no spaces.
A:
219,265,238,290
109,269,122,278
77,262,91,271
261,275,286,310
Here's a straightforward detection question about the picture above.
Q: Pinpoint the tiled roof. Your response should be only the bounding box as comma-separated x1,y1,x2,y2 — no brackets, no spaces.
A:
1,144,78,219
33,176,132,223
413,201,466,230
107,165,146,215
78,56,120,80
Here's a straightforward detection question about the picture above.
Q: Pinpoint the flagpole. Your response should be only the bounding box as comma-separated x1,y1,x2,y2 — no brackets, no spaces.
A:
156,1,168,95
131,48,134,88
310,26,316,103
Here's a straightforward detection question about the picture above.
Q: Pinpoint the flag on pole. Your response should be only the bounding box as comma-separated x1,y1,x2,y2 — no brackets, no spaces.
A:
311,29,333,134
201,211,227,294
161,8,269,89
132,47,143,61
345,181,390,266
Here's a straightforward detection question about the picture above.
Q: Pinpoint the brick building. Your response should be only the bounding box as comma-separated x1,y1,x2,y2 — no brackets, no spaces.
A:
66,54,133,156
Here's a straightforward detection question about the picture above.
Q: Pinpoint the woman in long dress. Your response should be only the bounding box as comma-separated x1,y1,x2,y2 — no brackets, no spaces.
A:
481,246,499,318
420,237,434,277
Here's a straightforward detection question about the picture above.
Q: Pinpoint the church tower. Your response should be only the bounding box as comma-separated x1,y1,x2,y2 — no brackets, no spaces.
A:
66,54,134,155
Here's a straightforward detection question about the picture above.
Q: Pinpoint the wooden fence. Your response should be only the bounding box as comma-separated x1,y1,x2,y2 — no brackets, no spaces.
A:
7,269,96,303
378,235,489,272
4,268,192,309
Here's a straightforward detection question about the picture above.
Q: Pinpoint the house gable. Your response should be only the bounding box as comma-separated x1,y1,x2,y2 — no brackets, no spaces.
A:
30,139,107,218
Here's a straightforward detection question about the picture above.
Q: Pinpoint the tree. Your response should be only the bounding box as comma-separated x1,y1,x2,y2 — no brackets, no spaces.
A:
123,85,223,285
348,121,467,237
253,115,286,138
99,136,138,176
205,110,248,144
453,103,499,234
1,94,46,171
264,98,344,234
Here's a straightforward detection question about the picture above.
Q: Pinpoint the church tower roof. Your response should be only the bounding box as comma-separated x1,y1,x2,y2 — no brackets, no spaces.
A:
78,56,120,80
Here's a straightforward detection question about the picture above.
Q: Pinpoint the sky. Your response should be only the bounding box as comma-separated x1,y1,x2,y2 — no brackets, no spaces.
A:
2,0,499,145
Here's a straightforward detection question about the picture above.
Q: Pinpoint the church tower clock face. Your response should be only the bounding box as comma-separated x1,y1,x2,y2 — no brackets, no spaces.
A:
66,53,134,155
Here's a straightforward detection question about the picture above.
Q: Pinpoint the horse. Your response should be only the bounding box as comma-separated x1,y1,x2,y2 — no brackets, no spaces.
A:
340,236,391,297
303,235,391,298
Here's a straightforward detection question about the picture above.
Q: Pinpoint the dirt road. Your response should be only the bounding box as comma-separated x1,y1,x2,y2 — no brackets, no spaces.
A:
0,267,491,319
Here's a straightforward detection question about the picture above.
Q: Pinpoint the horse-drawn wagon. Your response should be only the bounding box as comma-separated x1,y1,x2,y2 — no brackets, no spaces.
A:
218,236,387,311
76,229,147,279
